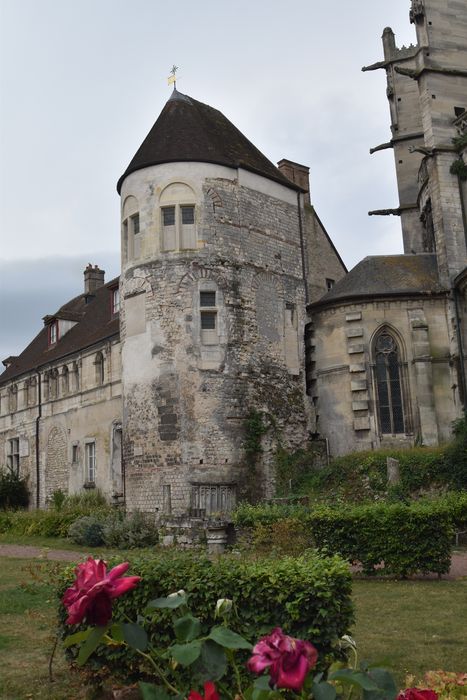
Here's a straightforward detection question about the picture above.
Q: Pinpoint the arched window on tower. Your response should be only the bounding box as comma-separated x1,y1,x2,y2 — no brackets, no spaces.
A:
373,331,406,435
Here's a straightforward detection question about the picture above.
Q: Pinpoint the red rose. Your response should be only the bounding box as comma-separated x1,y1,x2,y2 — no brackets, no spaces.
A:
398,689,438,700
247,627,318,692
188,681,219,700
62,557,140,626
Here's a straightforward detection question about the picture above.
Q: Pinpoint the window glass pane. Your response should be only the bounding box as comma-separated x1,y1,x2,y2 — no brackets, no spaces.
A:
163,207,175,226
131,213,140,235
181,205,194,225
201,311,216,330
200,291,216,307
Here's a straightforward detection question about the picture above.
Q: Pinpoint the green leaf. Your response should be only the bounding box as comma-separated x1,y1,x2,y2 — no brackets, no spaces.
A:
253,676,272,691
363,668,398,700
192,640,227,681
63,628,93,649
174,614,202,642
122,622,148,652
139,683,173,700
328,669,379,692
170,640,202,666
147,594,187,609
110,622,124,643
77,625,109,666
208,626,252,650
312,680,337,700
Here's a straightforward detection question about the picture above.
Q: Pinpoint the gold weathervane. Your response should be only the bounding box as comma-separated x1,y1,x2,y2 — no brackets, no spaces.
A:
168,65,179,89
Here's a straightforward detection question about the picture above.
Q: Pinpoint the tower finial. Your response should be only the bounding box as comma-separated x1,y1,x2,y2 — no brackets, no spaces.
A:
168,65,179,90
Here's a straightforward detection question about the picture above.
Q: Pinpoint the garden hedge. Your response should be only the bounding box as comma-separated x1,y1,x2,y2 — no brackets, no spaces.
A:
57,549,353,680
233,496,463,576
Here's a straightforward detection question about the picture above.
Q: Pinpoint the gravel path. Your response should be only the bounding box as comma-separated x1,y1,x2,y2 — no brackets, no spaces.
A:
0,544,90,562
1,544,467,578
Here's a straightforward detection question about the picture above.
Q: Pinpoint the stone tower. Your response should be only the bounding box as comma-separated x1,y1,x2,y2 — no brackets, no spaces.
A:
308,0,467,457
365,0,467,284
117,90,312,516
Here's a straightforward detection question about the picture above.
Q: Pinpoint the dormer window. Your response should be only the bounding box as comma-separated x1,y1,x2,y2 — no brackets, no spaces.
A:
49,321,58,345
111,288,120,315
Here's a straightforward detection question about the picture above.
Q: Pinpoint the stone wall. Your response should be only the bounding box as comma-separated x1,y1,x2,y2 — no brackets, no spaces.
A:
309,294,460,457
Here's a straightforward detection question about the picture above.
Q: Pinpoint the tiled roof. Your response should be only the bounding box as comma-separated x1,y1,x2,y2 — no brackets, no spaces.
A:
309,254,446,308
117,89,300,193
0,278,120,385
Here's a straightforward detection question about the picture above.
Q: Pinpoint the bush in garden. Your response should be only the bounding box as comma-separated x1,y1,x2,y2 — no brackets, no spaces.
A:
57,549,354,682
440,417,467,490
68,515,106,546
0,469,29,509
102,510,159,549
233,497,459,576
0,492,114,537
285,442,466,502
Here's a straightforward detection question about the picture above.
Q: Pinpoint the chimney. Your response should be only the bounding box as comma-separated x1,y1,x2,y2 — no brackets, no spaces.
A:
84,264,105,295
277,159,311,204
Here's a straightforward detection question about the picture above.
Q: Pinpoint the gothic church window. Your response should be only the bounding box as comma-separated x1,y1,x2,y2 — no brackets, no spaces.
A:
374,331,405,434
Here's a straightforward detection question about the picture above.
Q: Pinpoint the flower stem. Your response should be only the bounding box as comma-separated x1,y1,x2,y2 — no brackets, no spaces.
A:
228,650,245,700
136,649,180,695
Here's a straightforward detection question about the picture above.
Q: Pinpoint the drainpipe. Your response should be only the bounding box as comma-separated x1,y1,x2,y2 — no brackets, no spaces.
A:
297,191,309,305
35,369,42,508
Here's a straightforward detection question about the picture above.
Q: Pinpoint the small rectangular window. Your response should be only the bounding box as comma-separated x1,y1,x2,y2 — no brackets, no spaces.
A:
131,213,140,235
72,444,79,464
200,291,216,307
7,438,20,474
201,311,216,330
85,442,96,483
326,278,335,291
163,207,175,226
181,205,195,225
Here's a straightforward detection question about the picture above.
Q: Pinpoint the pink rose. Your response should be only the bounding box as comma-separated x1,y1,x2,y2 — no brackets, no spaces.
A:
62,557,141,626
247,627,318,692
398,690,438,700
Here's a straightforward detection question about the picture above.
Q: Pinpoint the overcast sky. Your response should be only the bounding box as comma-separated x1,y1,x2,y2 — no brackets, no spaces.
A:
0,0,418,361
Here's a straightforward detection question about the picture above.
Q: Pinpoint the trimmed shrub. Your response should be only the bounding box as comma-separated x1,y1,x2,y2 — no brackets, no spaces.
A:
102,510,159,549
68,516,105,546
233,497,458,576
0,470,29,509
441,418,467,490
57,549,353,680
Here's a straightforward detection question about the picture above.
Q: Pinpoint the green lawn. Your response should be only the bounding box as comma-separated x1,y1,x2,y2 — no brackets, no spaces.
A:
352,579,467,684
0,548,466,699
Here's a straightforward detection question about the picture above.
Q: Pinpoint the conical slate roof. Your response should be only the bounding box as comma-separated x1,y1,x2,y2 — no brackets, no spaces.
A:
117,89,299,193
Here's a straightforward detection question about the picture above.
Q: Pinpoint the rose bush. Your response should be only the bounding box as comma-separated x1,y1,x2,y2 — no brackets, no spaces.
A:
61,558,440,700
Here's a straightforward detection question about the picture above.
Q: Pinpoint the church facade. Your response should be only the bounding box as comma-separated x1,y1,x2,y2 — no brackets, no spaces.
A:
1,0,466,515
